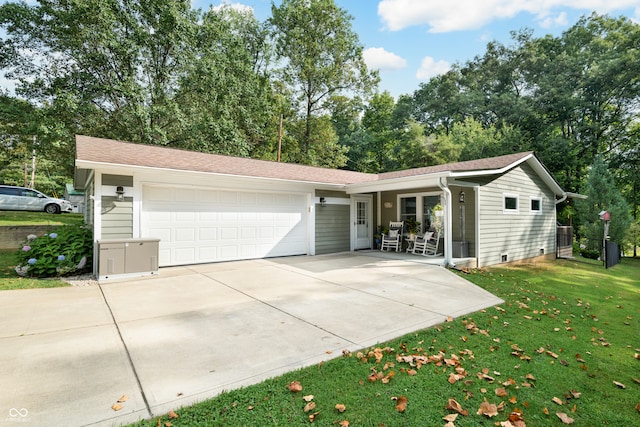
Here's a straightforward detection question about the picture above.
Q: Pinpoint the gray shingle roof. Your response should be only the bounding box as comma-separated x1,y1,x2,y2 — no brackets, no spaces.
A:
75,135,534,185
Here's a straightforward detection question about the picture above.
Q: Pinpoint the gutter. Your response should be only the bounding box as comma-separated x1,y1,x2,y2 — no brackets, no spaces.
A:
438,177,455,268
555,191,588,205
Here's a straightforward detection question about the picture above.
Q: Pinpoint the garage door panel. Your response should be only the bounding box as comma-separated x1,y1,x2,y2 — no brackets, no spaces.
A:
175,248,196,263
142,186,308,266
175,228,195,242
199,228,217,240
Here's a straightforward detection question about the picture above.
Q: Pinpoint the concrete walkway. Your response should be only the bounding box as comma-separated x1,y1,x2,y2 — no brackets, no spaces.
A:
0,253,503,426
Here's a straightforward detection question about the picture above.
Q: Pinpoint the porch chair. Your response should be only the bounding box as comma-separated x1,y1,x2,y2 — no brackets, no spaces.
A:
380,221,404,252
412,229,441,256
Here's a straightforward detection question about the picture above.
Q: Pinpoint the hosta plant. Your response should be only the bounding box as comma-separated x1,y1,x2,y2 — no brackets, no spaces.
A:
15,225,93,278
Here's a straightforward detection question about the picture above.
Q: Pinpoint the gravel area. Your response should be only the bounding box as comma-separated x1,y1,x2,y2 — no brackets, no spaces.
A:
61,274,98,286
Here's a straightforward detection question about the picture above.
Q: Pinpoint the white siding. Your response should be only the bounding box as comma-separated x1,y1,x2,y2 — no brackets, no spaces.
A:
478,163,556,267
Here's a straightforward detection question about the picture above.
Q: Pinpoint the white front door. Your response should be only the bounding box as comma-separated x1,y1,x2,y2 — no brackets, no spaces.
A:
352,196,372,250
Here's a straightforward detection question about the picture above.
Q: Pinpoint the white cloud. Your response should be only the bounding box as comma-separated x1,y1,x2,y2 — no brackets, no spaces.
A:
378,0,640,32
416,56,450,80
363,47,407,71
209,1,254,14
538,12,569,28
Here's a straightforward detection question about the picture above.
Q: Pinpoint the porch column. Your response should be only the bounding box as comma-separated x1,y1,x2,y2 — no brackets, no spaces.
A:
438,177,454,267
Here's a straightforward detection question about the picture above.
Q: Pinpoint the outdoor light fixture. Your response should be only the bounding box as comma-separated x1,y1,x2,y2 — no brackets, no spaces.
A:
116,186,125,201
320,197,326,207
459,191,465,203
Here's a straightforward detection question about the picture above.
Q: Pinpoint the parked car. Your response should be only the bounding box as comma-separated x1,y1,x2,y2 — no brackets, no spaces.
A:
0,185,74,214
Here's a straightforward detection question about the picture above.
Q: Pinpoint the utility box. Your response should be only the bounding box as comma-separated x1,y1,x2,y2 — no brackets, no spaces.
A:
452,240,469,258
97,238,160,282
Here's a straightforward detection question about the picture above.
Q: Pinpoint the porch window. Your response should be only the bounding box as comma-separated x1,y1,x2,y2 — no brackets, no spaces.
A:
398,194,442,234
503,193,519,214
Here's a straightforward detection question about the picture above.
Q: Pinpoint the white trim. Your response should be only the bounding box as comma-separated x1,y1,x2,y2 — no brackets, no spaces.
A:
529,195,542,214
474,185,481,267
503,193,519,214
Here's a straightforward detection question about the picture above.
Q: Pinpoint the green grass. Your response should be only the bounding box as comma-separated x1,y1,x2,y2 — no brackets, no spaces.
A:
0,249,68,290
0,211,84,226
131,257,639,427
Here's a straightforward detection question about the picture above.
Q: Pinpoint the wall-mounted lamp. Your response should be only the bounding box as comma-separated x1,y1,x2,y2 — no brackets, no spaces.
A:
116,186,125,201
319,197,326,207
458,191,465,204
383,201,393,209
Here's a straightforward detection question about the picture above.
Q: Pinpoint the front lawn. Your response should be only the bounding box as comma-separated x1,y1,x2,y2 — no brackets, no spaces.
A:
0,211,84,226
132,257,639,426
0,250,68,290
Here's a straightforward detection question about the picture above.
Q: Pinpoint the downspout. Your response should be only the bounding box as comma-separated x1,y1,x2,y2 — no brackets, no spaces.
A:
438,177,454,268
555,193,567,205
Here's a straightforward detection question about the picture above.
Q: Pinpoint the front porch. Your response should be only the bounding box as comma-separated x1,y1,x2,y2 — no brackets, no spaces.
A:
356,249,477,269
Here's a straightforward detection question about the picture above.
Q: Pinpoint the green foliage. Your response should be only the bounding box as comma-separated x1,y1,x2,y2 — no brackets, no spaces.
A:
15,224,93,278
270,0,378,153
576,156,632,252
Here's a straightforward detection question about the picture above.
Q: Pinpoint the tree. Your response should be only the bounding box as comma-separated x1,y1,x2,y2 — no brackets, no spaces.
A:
0,0,278,157
269,0,378,155
576,156,632,253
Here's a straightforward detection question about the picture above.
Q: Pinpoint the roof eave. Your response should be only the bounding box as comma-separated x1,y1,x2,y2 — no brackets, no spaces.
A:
75,159,350,190
346,171,452,194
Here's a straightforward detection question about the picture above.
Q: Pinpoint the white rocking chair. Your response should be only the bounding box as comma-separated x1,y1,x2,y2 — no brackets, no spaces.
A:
380,221,404,252
412,230,441,256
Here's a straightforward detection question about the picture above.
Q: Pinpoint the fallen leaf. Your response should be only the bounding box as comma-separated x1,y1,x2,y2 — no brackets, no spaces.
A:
446,398,469,416
552,397,564,405
509,396,518,404
443,413,458,422
164,422,172,427
407,369,417,376
111,403,122,411
287,381,303,392
495,388,508,397
444,422,456,427
395,395,408,413
613,381,626,389
117,395,128,403
635,402,640,412
339,421,349,427
308,411,320,422
477,400,499,417
304,402,317,413
335,404,346,413
569,390,581,399
543,407,549,415
168,410,178,419
556,412,575,424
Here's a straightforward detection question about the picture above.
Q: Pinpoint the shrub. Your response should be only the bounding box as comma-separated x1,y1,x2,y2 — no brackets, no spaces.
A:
15,225,93,278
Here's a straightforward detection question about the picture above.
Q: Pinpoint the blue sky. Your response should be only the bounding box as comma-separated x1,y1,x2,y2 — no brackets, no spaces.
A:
2,0,639,98
193,0,639,98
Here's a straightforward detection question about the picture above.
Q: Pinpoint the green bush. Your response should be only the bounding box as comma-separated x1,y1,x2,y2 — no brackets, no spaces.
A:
15,225,93,278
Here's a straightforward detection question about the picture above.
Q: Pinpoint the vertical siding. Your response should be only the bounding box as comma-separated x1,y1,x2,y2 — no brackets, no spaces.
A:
478,164,556,267
315,204,350,254
101,196,133,239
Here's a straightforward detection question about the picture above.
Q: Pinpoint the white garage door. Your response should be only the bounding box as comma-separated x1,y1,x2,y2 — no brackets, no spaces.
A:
141,185,308,266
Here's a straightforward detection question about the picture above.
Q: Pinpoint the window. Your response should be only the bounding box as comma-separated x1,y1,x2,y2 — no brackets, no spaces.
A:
530,197,542,214
503,194,519,213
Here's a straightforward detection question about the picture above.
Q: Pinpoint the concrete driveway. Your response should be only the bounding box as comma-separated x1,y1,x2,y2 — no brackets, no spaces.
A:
0,253,503,426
